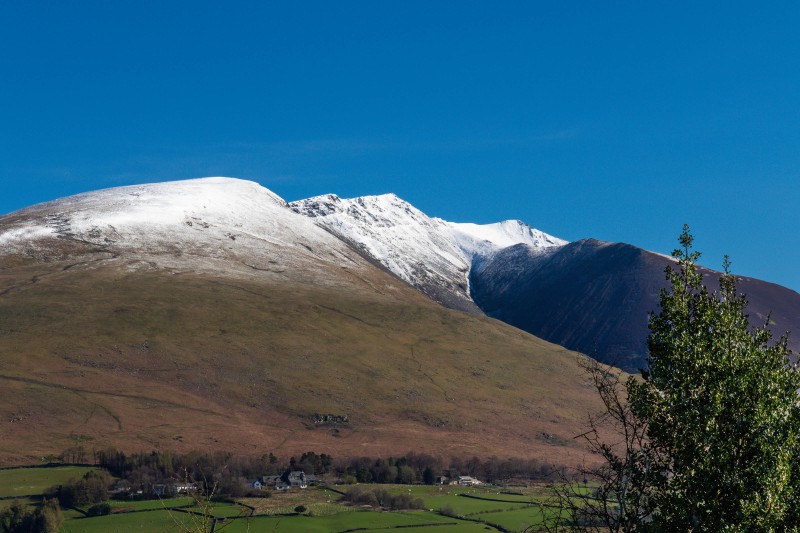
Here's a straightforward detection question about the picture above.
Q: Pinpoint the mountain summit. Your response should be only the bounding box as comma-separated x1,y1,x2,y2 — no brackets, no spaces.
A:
289,192,565,313
0,177,372,285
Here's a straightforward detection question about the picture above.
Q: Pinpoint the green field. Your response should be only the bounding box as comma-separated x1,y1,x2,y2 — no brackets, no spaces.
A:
62,484,556,532
62,510,178,533
109,497,194,512
474,505,562,532
0,497,38,511
63,509,494,533
63,508,457,533
0,466,97,498
0,466,566,532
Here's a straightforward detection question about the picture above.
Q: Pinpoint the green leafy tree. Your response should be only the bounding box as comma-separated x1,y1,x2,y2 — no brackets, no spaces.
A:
0,499,63,533
627,225,800,530
58,470,109,508
423,466,435,485
546,226,800,532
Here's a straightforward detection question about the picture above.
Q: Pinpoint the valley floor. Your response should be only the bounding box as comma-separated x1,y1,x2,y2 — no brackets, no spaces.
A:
0,466,559,533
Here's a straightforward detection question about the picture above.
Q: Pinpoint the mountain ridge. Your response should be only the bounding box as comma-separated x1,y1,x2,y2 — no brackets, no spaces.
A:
0,177,602,465
470,237,800,371
286,186,800,372
289,191,565,313
5,177,798,374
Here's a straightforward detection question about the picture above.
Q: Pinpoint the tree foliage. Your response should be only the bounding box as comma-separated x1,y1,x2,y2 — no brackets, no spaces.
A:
631,225,800,530
549,226,800,531
0,499,63,533
57,470,110,508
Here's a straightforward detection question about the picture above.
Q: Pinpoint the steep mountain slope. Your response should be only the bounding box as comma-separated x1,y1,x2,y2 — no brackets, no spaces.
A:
289,193,565,313
0,178,602,465
289,193,478,313
471,238,800,372
290,191,800,372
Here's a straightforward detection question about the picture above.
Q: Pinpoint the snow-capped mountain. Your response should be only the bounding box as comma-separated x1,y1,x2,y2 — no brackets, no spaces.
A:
1,178,568,314
3,177,799,376
289,193,566,313
0,178,380,289
0,177,604,463
449,220,568,271
289,193,477,312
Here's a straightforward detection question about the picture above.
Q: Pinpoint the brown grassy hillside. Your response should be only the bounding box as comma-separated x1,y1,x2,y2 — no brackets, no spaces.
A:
0,178,608,467
0,253,603,466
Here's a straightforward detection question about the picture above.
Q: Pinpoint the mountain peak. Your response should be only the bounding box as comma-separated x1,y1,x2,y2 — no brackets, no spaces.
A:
289,193,344,217
289,191,479,312
288,190,568,314
448,219,567,261
0,177,368,283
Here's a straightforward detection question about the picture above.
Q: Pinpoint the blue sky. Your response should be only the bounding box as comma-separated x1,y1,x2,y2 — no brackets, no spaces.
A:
2,1,799,291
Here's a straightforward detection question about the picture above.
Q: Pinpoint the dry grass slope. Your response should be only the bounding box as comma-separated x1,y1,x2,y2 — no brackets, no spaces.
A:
0,251,602,465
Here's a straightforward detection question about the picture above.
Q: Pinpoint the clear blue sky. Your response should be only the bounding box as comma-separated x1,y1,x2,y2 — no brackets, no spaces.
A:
2,1,799,292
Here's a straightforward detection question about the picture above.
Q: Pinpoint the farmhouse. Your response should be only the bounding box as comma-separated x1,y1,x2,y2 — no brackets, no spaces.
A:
252,472,311,490
109,479,132,495
175,482,197,493
152,481,197,496
457,475,483,486
288,470,307,488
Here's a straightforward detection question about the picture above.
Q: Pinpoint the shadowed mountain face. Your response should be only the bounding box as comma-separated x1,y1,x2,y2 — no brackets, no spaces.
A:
471,239,800,372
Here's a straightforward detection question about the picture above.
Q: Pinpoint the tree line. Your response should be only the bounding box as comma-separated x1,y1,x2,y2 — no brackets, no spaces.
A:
78,448,568,498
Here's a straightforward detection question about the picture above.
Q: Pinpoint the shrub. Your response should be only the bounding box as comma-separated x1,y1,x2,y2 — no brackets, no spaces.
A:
86,503,112,516
440,504,461,517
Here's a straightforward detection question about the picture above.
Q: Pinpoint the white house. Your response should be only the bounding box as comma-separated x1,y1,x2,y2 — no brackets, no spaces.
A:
175,482,197,493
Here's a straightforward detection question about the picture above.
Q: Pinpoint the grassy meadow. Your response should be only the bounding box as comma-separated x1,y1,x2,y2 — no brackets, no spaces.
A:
0,466,97,499
0,465,563,532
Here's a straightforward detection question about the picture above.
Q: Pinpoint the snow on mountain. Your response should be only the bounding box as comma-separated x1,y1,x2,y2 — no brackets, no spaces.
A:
1,177,569,313
289,192,568,313
289,193,479,312
0,178,371,286
448,220,567,266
